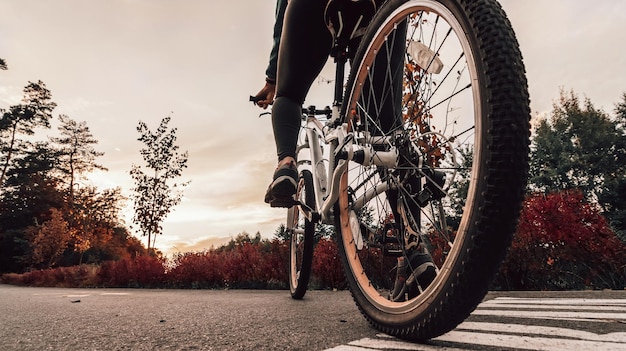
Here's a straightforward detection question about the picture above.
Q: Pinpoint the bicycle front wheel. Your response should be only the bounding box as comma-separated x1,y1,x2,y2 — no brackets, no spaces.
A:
288,170,315,299
336,0,530,340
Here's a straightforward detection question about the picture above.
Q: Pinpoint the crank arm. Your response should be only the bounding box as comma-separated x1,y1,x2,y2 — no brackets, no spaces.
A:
297,201,320,223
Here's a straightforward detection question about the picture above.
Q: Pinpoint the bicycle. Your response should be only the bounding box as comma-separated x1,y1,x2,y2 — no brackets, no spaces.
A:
252,0,530,341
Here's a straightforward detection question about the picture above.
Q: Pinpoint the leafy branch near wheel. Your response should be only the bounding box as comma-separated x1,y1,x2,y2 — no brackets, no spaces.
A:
130,116,189,255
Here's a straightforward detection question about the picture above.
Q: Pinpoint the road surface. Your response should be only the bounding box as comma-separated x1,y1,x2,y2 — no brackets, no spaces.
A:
1,285,624,350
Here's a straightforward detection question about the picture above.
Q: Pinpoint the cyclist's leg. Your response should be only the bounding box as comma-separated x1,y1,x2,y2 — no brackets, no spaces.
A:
266,0,332,206
272,0,332,162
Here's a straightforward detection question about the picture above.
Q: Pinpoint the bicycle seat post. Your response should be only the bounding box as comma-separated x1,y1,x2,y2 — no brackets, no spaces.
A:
332,47,348,108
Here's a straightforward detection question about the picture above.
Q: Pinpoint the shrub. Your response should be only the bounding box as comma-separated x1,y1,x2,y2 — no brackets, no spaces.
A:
97,256,166,288
495,190,626,290
168,251,222,289
311,238,346,289
0,265,99,288
166,239,289,289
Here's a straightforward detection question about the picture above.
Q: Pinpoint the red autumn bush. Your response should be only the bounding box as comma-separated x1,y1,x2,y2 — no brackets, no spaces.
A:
168,251,222,288
97,255,166,288
0,265,99,287
4,206,624,292
311,238,346,289
167,238,289,289
495,190,626,290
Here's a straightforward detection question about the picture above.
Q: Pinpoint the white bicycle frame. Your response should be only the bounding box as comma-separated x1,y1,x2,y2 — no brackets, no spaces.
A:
295,105,399,225
295,105,344,224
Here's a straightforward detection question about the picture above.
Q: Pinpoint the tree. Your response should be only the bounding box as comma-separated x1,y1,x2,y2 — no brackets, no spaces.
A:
616,93,626,130
69,186,126,264
530,90,626,240
0,143,63,226
273,221,335,244
2,141,60,204
0,136,136,271
80,226,146,264
604,93,626,241
40,115,107,264
130,116,188,254
51,114,107,203
273,223,288,242
0,81,56,187
222,231,262,251
0,142,65,272
27,208,74,269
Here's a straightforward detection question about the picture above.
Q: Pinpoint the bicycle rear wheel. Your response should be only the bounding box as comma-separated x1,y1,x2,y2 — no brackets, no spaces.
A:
336,0,530,340
288,170,315,299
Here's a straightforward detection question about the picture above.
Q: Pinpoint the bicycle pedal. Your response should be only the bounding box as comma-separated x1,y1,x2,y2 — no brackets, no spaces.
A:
269,197,299,208
297,202,319,223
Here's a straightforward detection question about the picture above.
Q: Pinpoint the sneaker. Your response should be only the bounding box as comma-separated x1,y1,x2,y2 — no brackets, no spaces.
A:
390,249,437,302
264,160,298,208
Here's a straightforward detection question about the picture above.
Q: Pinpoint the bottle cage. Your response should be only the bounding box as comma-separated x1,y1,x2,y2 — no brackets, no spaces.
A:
324,0,376,58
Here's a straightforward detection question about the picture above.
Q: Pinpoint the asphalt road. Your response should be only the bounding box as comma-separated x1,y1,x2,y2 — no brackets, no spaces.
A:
1,285,624,350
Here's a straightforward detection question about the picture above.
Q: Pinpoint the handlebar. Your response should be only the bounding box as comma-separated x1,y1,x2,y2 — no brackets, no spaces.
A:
303,105,332,117
250,95,332,119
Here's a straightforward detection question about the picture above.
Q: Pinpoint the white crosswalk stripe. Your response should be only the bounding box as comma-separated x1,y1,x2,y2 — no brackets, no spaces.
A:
326,297,626,351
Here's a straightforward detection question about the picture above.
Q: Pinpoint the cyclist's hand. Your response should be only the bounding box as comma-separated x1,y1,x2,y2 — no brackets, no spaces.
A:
253,81,275,109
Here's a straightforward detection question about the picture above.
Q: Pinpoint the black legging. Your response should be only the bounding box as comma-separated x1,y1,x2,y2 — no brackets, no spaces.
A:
272,0,331,161
272,0,398,161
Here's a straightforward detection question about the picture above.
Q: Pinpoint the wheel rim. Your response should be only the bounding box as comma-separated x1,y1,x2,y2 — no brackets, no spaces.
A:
290,177,307,291
340,0,483,314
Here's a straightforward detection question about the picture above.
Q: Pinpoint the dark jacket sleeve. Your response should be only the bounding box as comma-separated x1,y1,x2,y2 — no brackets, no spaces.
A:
265,0,288,82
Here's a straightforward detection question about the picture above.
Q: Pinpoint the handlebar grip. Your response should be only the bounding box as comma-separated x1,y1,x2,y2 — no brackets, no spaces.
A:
249,95,263,103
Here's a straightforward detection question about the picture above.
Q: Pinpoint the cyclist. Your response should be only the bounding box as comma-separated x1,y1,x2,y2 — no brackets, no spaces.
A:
253,0,436,297
253,0,330,207
253,0,383,208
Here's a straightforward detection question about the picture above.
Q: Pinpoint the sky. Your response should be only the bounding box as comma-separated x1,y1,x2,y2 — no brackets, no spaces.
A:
1,0,625,255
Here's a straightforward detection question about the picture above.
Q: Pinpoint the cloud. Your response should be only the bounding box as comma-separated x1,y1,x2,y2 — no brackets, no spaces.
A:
500,0,626,115
55,96,113,115
0,85,22,106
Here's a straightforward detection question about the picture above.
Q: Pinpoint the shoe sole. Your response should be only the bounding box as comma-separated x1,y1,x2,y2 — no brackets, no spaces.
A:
265,176,298,208
269,198,298,208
